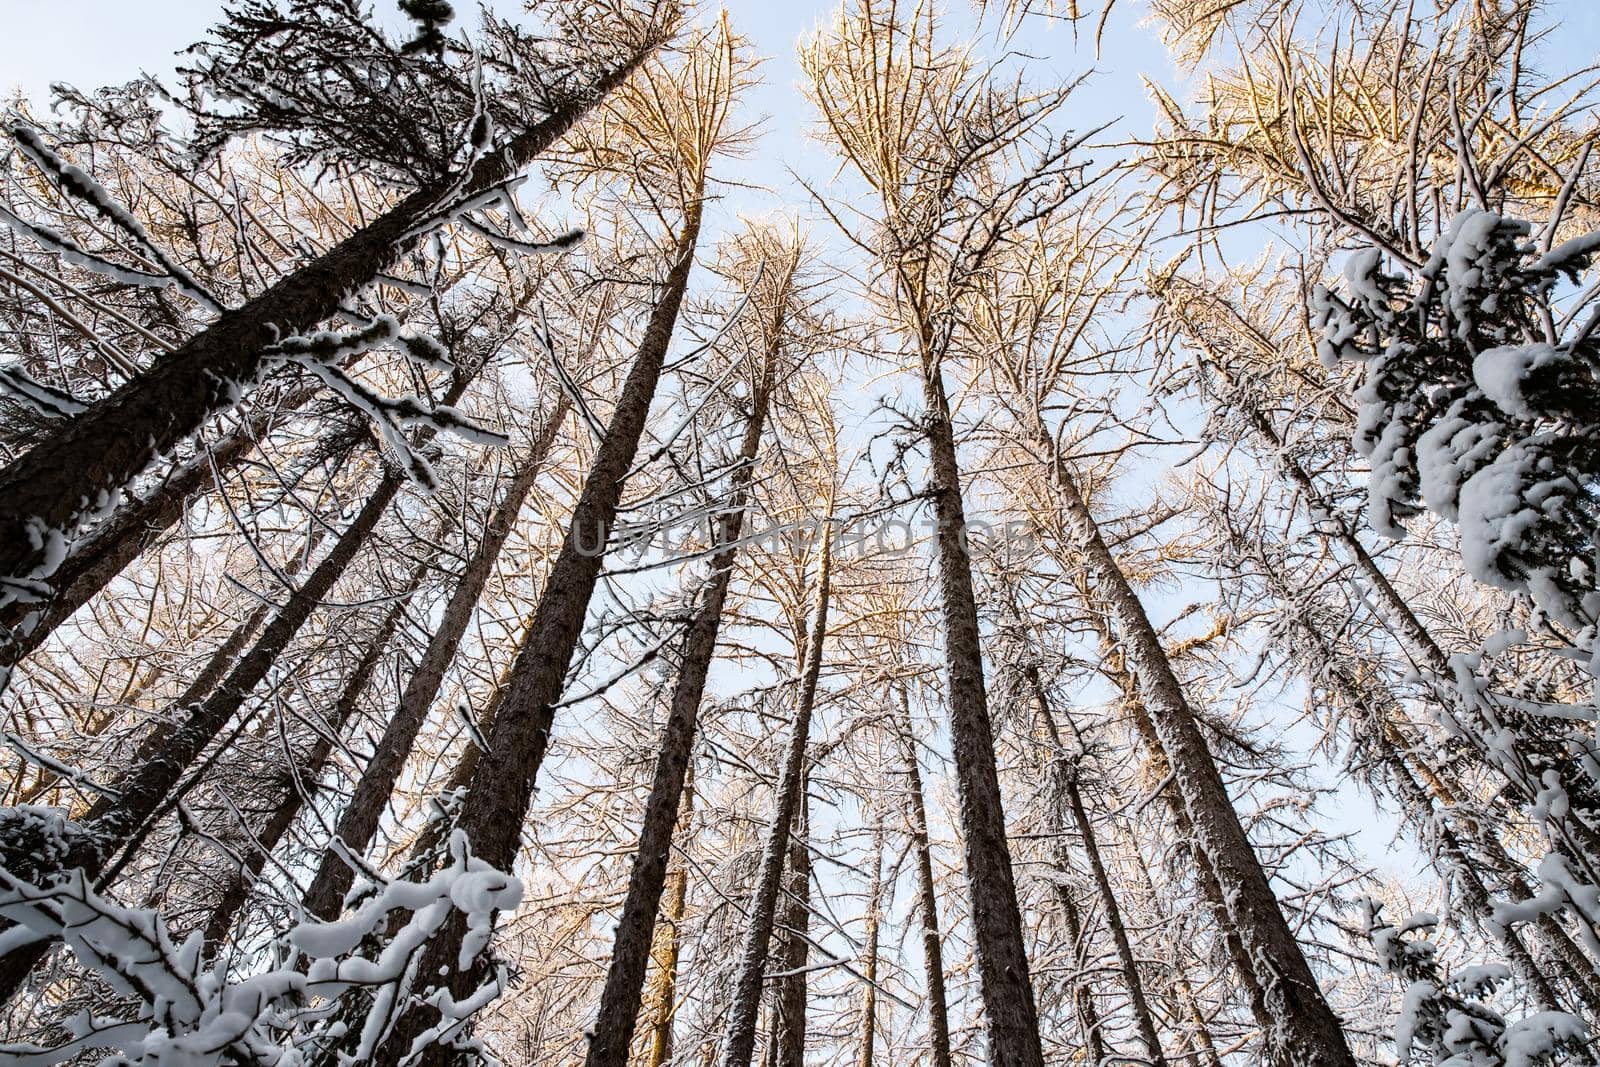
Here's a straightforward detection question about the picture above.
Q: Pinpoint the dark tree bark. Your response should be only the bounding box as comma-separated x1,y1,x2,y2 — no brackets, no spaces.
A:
0,387,314,672
718,521,832,1067
0,37,660,645
1127,841,1226,1067
1043,449,1356,1067
854,821,883,1067
373,200,704,1065
0,454,405,1002
1080,593,1284,1052
891,682,953,1067
302,392,569,920
580,243,786,1067
765,771,812,1067
198,560,421,947
1050,854,1110,1066
917,353,1044,1066
1021,658,1167,1067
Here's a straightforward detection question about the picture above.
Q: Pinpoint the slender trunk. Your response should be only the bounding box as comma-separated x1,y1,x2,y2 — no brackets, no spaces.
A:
854,822,883,1067
199,563,420,947
584,269,783,1067
1193,346,1600,871
0,456,401,1002
0,385,314,670
918,355,1043,1066
643,775,696,1067
302,393,569,919
1063,776,1166,1067
21,592,279,808
1022,661,1166,1067
1084,602,1279,1055
766,772,812,1067
1128,841,1226,1067
1270,567,1572,1013
718,521,832,1067
1045,451,1355,1067
374,202,704,1065
891,683,954,1067
1048,858,1107,1064
404,661,515,870
0,43,656,630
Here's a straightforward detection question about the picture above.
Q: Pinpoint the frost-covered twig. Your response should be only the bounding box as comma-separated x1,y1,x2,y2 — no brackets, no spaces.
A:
0,823,521,1066
265,315,508,490
0,364,87,419
9,125,225,314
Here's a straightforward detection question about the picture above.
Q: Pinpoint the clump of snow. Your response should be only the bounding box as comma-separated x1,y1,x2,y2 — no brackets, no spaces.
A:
1473,343,1567,421
0,829,520,1065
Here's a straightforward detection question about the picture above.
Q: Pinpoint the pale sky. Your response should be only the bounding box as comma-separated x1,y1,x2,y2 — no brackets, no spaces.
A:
8,0,1595,886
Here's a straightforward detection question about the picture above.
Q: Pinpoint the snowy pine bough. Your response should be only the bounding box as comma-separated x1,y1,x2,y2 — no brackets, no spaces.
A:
0,814,521,1066
1314,209,1600,659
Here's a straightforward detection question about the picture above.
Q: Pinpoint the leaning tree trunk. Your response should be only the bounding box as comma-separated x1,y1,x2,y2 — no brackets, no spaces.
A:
0,39,658,643
584,273,784,1067
1042,444,1356,1067
0,382,323,674
718,520,833,1067
1248,536,1578,1014
0,455,402,1002
1127,836,1227,1067
1022,659,1167,1067
890,682,954,1067
198,559,422,948
918,350,1044,1066
302,391,570,920
0,351,480,1003
854,821,883,1067
1188,341,1600,873
765,769,812,1067
373,200,705,1065
1048,854,1108,1065
642,773,697,1067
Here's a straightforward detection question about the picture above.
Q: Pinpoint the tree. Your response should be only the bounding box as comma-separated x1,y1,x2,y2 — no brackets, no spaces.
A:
367,20,751,1060
0,0,674,656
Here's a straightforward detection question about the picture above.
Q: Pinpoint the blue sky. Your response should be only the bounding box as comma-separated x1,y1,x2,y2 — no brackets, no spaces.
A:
13,0,1594,895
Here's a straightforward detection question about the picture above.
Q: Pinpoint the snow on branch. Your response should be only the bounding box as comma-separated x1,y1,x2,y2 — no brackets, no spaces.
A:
0,363,88,419
265,316,508,491
0,822,521,1066
9,125,225,314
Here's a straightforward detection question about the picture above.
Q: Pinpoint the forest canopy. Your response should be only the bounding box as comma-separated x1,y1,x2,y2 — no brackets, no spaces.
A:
0,0,1598,1064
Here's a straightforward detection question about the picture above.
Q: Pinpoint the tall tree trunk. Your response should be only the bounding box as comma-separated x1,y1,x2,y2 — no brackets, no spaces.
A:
718,520,832,1067
302,392,569,919
1127,838,1227,1067
917,352,1044,1066
765,770,812,1067
0,38,659,640
891,682,954,1067
854,821,883,1067
374,201,704,1065
584,262,784,1067
0,383,318,672
1021,659,1167,1067
1206,499,1600,1016
1049,855,1109,1066
642,773,696,1067
0,453,403,1002
1042,448,1356,1067
199,561,421,947
0,353,481,1006
24,592,281,811
1083,600,1281,1056
1183,331,1600,871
